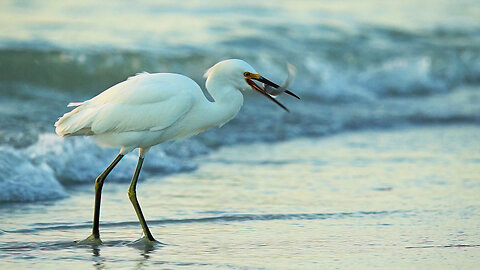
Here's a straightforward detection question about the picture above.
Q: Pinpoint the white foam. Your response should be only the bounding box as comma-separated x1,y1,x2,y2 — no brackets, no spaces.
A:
358,57,448,96
0,147,67,203
26,134,199,185
0,133,203,203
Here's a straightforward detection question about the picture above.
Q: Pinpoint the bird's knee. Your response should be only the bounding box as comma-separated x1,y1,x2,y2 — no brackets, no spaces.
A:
94,178,103,191
95,174,106,185
128,188,136,200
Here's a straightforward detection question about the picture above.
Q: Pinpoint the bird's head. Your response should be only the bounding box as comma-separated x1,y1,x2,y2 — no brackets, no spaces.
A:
205,59,299,112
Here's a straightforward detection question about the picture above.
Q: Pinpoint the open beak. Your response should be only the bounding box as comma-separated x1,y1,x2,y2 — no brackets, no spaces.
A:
245,73,300,112
255,76,300,99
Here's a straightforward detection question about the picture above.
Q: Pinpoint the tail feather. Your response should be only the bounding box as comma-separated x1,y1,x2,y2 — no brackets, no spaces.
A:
54,104,96,137
67,102,84,107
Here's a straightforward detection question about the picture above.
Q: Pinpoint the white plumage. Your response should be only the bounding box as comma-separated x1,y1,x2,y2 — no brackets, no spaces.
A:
54,59,298,245
57,73,194,135
55,60,251,155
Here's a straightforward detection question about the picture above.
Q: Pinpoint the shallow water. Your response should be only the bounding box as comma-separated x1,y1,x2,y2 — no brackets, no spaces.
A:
1,0,480,268
1,125,478,269
1,0,480,203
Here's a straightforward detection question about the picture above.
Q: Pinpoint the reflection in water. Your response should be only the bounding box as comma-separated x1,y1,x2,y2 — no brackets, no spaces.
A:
85,239,161,270
136,247,154,269
0,126,478,269
91,246,104,270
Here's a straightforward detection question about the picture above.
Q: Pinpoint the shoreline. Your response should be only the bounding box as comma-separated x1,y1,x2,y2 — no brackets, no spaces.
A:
1,123,479,269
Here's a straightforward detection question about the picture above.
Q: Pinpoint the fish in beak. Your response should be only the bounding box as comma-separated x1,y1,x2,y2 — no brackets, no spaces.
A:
244,67,300,112
263,64,298,97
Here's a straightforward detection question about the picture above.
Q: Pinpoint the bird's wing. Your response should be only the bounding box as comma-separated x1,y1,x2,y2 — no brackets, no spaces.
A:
55,73,196,136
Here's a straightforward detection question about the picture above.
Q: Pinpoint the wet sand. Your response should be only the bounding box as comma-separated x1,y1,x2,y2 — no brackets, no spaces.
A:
1,125,479,269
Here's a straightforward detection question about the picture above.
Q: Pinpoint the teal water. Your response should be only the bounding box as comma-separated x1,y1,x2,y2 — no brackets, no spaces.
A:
1,0,480,268
1,126,479,269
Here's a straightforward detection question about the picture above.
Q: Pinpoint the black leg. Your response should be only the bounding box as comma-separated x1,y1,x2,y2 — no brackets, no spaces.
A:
92,153,124,239
77,153,124,245
128,156,156,242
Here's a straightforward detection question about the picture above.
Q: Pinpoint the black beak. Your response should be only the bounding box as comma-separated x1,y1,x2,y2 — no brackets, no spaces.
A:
246,79,290,112
255,76,300,99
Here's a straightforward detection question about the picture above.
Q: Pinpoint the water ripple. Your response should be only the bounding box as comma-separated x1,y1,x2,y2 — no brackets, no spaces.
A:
4,210,409,234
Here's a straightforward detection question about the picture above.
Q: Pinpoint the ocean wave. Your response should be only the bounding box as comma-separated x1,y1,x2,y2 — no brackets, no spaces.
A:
1,25,479,99
0,134,200,203
1,19,480,203
0,147,66,203
1,85,479,203
358,57,449,97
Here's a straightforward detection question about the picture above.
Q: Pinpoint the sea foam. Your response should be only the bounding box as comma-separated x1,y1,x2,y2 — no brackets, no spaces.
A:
0,146,66,203
0,134,200,203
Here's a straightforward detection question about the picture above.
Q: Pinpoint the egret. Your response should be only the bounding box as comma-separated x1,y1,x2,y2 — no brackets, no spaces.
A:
54,59,299,245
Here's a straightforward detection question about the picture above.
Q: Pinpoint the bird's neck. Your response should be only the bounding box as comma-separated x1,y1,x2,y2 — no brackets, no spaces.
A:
203,79,244,127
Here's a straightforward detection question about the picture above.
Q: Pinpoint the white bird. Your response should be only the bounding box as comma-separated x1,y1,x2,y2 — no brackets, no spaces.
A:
54,59,299,245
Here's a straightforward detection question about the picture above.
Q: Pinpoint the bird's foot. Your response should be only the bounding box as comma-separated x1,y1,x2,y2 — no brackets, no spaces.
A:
129,236,165,248
75,234,103,246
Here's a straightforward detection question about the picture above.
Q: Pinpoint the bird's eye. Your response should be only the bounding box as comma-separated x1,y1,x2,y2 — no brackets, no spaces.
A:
243,72,251,77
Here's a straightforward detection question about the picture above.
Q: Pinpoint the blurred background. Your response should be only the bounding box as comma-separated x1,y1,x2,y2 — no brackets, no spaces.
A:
1,0,479,189
0,0,479,269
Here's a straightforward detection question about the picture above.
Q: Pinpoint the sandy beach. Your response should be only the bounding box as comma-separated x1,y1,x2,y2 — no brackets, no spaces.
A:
1,125,479,269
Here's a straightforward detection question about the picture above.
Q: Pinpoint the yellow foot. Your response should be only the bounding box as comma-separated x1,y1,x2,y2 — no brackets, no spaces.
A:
75,234,103,246
129,236,165,248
